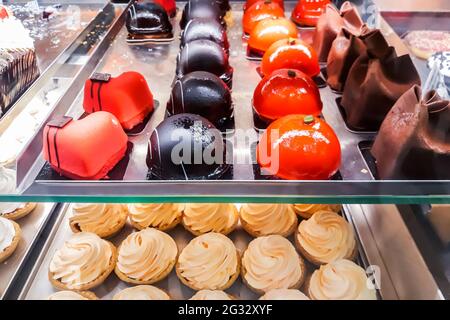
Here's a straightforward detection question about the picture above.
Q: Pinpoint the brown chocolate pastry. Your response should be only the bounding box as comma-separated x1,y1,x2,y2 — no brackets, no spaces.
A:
313,1,364,62
340,39,421,131
327,26,387,92
371,85,450,180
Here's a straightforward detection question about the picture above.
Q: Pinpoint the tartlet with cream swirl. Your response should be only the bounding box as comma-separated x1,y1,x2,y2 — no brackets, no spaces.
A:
127,203,182,231
176,232,240,291
48,232,117,290
295,210,356,265
69,203,127,238
241,235,305,294
115,228,178,284
182,203,239,235
239,203,297,237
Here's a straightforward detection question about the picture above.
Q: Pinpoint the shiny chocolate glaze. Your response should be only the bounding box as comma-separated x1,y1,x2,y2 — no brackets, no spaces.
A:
180,0,225,30
126,2,173,37
176,39,233,88
180,18,230,53
167,71,233,129
146,113,230,180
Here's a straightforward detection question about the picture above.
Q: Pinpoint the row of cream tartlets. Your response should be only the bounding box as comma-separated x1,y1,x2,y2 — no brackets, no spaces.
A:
47,203,376,300
0,167,38,264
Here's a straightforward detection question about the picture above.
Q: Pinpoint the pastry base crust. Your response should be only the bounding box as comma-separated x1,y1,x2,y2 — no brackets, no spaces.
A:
48,241,117,291
0,220,21,263
69,209,128,239
129,213,182,232
77,290,99,300
240,216,297,238
1,203,37,221
114,243,177,285
294,229,358,266
241,246,306,295
181,208,239,236
176,250,241,291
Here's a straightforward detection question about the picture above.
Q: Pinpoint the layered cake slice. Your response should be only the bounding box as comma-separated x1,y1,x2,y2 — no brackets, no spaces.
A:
0,14,40,116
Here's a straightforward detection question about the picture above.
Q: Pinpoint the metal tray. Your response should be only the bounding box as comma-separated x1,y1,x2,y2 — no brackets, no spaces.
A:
10,2,449,202
0,203,56,299
19,203,376,300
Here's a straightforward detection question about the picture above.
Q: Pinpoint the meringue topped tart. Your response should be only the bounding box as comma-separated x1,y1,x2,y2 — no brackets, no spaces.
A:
113,285,170,300
0,217,21,263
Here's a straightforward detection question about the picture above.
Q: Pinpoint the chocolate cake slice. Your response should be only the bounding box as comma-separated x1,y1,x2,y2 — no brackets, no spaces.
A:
0,17,39,117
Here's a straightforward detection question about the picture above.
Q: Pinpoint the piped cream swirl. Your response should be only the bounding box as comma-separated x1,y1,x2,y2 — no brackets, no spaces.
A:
242,235,303,292
294,204,341,218
260,289,310,300
0,166,25,214
49,232,112,288
0,217,15,252
240,203,297,236
113,285,170,300
178,232,238,290
296,211,355,264
190,290,232,300
70,203,126,237
117,228,177,282
309,259,377,300
182,203,238,234
127,203,182,230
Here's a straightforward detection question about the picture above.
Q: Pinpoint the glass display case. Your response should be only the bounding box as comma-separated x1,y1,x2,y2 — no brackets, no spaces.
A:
0,0,448,300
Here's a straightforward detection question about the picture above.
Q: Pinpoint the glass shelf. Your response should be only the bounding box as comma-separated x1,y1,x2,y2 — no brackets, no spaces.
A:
0,1,449,204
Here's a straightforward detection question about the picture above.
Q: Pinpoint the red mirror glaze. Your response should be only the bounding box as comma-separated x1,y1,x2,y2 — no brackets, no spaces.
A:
253,69,322,124
244,0,284,11
257,114,341,180
291,0,331,27
260,38,320,77
242,0,285,36
247,17,299,57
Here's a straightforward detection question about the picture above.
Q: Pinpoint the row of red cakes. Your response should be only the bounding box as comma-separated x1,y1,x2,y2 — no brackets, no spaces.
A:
242,0,341,180
244,0,449,180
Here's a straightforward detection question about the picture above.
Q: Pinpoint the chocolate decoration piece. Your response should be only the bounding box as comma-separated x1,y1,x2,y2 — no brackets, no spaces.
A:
146,113,230,180
176,39,233,88
180,0,225,30
126,2,173,39
180,18,230,54
313,1,364,62
167,71,233,129
371,85,450,180
327,26,384,92
341,37,421,131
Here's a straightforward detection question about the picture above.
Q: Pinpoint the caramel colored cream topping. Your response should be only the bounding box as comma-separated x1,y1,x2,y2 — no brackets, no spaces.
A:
70,203,125,237
117,228,177,281
178,232,238,290
294,204,341,218
113,285,170,300
242,235,303,292
309,259,377,300
296,211,355,264
190,290,232,300
182,203,238,234
49,232,112,288
127,203,182,230
47,291,88,300
240,203,297,235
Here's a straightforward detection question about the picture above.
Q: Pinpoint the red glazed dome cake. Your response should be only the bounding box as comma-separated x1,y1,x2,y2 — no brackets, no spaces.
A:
83,72,154,131
43,112,128,180
257,114,341,180
253,69,322,125
242,0,285,36
247,17,298,58
260,38,320,78
291,0,331,27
